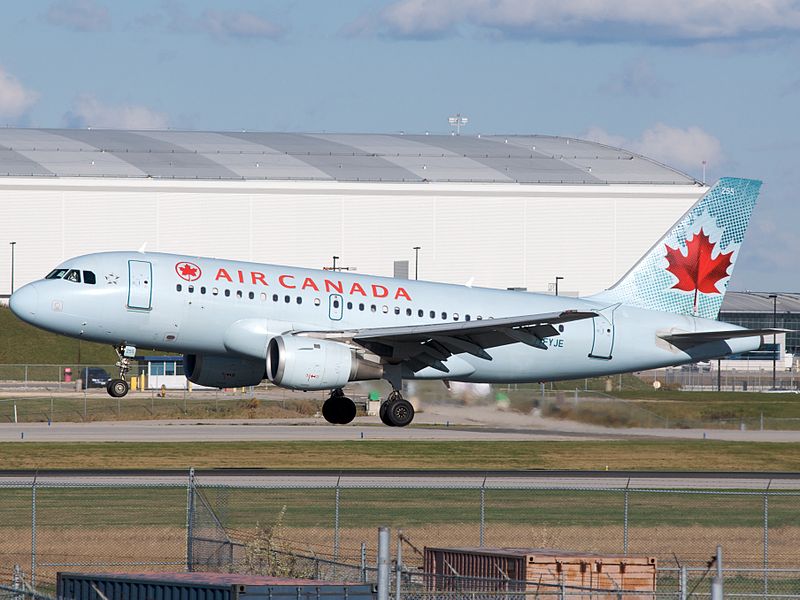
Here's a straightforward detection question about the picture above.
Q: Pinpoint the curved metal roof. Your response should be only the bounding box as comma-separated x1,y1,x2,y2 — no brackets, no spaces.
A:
0,128,697,185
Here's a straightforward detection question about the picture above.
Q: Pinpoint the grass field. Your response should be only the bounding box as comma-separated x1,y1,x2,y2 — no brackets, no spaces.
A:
2,439,800,470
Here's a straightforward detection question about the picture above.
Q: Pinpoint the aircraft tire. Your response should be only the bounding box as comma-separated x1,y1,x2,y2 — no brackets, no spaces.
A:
379,401,395,426
322,397,357,425
107,378,129,398
386,398,414,427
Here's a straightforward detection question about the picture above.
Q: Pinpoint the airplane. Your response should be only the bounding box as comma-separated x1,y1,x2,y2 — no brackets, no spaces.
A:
9,177,788,427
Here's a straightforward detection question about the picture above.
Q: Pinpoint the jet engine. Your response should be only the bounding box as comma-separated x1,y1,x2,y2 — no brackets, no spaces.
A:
184,354,265,388
266,335,383,390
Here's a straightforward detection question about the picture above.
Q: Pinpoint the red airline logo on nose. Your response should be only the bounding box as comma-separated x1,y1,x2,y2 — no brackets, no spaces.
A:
176,262,202,282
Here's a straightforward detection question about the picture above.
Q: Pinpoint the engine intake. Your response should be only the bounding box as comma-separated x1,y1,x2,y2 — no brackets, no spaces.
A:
266,335,383,390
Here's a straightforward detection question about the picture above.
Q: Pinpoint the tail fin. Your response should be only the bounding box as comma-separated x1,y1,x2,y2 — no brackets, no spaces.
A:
593,177,761,319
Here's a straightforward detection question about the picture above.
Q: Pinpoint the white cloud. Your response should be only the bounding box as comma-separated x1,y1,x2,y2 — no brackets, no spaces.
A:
64,95,169,129
349,0,800,43
583,124,724,173
0,67,39,119
599,59,667,98
45,0,111,32
199,10,285,41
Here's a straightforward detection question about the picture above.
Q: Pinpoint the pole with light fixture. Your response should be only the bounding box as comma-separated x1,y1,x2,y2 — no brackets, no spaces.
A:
9,241,16,294
769,294,778,389
554,276,564,296
413,247,420,280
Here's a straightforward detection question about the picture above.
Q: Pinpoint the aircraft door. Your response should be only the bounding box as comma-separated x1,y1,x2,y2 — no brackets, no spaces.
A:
328,294,343,321
589,305,618,359
128,260,153,310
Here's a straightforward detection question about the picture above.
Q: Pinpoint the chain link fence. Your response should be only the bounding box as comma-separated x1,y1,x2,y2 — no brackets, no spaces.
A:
1,473,799,597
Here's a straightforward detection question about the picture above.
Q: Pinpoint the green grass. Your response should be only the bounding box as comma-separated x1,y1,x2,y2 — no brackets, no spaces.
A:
2,440,800,470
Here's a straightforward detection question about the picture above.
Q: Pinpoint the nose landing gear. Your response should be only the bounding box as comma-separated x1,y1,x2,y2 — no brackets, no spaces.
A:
107,343,135,398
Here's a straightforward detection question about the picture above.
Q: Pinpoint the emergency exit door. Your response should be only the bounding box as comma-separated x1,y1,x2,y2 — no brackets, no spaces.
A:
589,305,618,359
128,260,153,310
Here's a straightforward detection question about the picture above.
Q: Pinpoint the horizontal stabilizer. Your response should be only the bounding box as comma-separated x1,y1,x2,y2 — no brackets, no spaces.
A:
660,328,792,344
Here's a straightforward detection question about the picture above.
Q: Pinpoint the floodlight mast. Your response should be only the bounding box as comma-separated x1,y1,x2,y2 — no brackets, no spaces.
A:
448,114,469,135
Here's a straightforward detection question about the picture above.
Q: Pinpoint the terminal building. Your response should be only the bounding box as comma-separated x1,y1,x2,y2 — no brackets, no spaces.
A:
0,128,705,296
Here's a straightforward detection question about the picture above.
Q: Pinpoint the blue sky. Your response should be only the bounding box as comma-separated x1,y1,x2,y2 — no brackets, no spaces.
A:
1,0,798,291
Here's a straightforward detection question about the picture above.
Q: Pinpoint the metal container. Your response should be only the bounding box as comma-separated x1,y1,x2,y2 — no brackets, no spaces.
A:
57,572,376,600
424,547,657,599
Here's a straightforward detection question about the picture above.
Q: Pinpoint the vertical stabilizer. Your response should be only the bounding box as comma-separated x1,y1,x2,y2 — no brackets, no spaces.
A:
593,177,761,320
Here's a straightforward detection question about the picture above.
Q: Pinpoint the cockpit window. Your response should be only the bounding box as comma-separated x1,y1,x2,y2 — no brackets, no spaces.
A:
65,269,81,283
83,271,96,285
46,269,68,280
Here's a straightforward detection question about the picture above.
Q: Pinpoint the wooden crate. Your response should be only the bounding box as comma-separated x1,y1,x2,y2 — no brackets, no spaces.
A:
424,547,657,598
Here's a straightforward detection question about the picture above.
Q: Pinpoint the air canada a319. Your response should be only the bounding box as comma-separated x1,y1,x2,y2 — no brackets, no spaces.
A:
9,177,787,427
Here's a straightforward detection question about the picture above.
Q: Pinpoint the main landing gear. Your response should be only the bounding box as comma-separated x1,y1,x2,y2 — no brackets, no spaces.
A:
322,389,357,425
379,390,415,427
106,343,134,398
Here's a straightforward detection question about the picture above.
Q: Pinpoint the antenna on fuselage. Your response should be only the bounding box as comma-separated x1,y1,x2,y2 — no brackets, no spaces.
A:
137,242,148,254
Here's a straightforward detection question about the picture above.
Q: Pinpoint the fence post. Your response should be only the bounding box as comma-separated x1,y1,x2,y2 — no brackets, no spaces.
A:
710,545,723,600
377,527,390,600
334,474,341,575
30,474,37,587
479,475,486,547
764,480,771,598
186,467,195,572
679,566,687,600
395,531,402,600
623,479,630,555
13,564,22,600
361,542,367,583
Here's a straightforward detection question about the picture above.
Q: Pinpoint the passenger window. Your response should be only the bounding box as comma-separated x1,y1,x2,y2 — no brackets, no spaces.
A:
429,310,435,319
333,299,340,308
477,315,482,320
382,305,389,313
441,312,447,320
248,291,254,299
314,298,321,306
83,271,96,285
359,303,365,311
371,304,376,313
225,289,231,297
201,287,206,294
212,288,219,296
453,313,459,321
236,290,243,298
188,285,194,293
65,269,81,283
406,308,412,316
347,301,353,310
418,309,423,317
394,307,400,315
296,296,302,304
465,315,471,321
272,294,278,302
176,284,182,292
284,295,290,303
262,293,268,301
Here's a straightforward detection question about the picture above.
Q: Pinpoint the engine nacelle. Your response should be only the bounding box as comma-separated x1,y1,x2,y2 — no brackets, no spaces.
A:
266,335,383,390
184,354,265,388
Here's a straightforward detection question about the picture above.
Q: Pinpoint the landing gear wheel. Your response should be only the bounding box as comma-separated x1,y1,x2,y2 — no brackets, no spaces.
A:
379,400,394,427
386,398,414,427
107,378,130,398
322,391,357,425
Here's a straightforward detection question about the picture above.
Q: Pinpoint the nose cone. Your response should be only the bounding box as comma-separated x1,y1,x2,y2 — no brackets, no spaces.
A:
9,283,39,322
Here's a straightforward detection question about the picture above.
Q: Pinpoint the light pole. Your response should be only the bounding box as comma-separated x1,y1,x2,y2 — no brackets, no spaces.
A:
554,276,564,296
413,247,420,280
9,241,16,294
332,256,339,272
769,294,778,389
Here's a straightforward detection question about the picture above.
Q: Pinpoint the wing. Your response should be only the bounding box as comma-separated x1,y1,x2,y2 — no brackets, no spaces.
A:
297,310,598,373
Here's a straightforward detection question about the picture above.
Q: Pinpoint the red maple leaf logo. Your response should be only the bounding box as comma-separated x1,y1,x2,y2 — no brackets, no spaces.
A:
175,262,201,281
665,228,733,312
